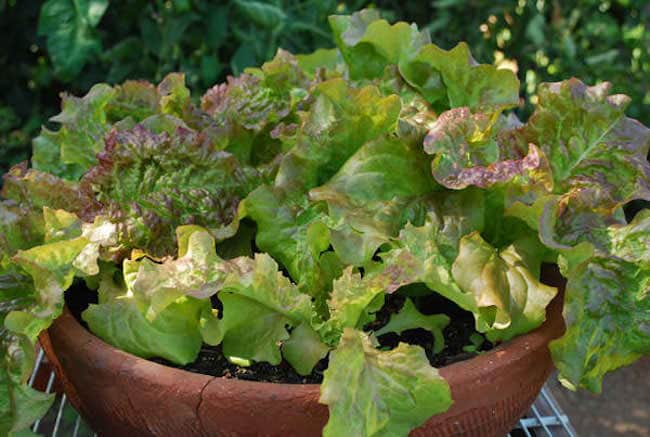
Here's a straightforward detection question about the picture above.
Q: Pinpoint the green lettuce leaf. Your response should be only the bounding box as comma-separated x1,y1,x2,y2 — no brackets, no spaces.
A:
0,201,44,257
377,194,485,314
7,216,116,341
206,253,315,365
33,83,115,177
329,9,429,80
550,256,650,392
122,226,223,320
320,328,452,437
242,185,340,299
2,163,84,215
282,322,329,376
83,296,209,366
274,78,401,195
0,264,55,436
295,48,342,77
399,42,520,112
309,135,437,265
122,225,317,367
209,292,291,365
452,232,557,341
375,298,449,354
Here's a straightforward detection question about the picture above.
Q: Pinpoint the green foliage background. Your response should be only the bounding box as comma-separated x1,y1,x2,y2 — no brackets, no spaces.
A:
0,0,648,175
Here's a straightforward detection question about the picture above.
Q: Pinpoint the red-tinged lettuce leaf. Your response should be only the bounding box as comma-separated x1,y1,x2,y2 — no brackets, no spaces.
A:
507,79,650,211
2,162,84,215
537,193,626,253
603,210,650,266
200,50,310,164
121,226,224,320
274,78,401,196
399,42,520,112
550,256,650,392
320,329,452,437
80,124,262,257
329,9,429,80
424,108,552,191
32,74,193,180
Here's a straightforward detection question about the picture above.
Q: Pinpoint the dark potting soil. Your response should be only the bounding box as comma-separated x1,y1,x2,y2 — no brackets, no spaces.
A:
65,279,493,385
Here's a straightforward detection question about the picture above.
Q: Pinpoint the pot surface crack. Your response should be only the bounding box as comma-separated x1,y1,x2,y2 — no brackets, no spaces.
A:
117,359,158,436
196,376,217,436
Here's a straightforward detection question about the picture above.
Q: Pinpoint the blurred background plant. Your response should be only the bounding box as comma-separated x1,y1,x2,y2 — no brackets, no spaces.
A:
1,0,648,177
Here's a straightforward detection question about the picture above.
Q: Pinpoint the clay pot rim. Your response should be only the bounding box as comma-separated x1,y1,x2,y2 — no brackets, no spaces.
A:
49,288,564,391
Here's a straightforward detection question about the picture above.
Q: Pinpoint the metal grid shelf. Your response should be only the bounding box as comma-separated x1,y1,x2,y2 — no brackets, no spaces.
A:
29,348,577,437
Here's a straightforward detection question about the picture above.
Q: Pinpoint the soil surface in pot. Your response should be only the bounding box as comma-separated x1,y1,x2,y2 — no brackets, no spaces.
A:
65,280,494,385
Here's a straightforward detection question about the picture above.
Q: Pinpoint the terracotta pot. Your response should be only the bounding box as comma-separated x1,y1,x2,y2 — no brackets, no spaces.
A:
40,267,566,437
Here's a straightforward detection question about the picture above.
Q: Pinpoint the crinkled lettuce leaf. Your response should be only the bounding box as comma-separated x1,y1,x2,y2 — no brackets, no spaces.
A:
200,50,311,164
510,79,650,211
452,232,557,341
550,256,650,392
204,252,316,365
310,135,436,265
81,123,262,257
120,226,319,368
2,163,84,216
122,226,223,320
7,216,117,341
274,78,401,195
32,73,192,180
320,329,452,437
242,185,340,299
424,108,551,191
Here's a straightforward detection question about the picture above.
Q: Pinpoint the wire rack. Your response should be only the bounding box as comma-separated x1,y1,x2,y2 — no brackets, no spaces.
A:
29,348,577,437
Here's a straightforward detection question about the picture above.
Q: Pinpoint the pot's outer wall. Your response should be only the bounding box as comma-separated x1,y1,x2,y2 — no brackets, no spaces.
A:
40,266,566,437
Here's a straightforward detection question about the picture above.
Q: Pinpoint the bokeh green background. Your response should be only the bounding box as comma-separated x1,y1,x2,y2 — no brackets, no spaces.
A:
1,0,648,175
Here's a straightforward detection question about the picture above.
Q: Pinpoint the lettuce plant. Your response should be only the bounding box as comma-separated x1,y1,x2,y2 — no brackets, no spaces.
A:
1,10,649,436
